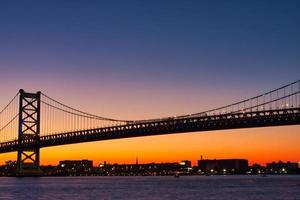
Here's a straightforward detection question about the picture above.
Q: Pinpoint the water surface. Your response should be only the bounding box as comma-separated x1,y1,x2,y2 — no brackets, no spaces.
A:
0,175,300,200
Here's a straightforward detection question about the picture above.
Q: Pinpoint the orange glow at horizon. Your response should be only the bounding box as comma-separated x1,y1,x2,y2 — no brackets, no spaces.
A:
0,125,299,166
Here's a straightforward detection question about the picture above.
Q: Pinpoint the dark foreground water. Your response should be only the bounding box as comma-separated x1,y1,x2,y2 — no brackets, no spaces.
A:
0,175,300,200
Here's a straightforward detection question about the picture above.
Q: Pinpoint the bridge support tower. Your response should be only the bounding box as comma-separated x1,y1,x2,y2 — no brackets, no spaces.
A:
16,89,42,177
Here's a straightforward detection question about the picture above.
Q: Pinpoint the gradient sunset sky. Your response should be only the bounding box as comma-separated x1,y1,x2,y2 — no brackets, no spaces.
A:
0,1,299,166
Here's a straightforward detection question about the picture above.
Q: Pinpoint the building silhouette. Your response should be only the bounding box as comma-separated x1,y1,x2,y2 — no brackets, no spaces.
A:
266,161,299,174
198,159,248,174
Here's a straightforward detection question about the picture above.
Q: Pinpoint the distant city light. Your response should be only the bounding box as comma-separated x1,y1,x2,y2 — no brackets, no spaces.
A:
282,168,286,173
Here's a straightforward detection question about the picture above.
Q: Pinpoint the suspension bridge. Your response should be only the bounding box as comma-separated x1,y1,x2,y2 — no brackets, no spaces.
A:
0,80,299,176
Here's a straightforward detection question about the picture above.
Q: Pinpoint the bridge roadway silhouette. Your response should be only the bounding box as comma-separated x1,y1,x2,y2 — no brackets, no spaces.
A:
0,80,299,176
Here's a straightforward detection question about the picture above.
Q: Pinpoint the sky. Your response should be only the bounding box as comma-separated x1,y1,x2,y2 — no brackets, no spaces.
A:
0,0,299,166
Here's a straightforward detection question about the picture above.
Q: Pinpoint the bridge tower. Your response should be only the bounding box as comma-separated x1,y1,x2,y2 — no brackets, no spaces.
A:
17,89,42,176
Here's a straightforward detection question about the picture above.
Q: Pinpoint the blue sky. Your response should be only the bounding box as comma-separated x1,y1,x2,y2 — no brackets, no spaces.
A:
0,0,299,117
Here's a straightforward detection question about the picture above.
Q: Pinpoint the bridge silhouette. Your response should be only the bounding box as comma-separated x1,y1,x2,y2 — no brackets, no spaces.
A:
0,80,299,176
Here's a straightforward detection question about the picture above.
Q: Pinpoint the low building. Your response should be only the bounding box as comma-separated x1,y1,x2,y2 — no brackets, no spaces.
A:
180,160,192,168
58,160,93,175
41,165,57,176
98,162,184,176
0,160,17,176
198,159,248,174
247,163,266,174
266,161,298,174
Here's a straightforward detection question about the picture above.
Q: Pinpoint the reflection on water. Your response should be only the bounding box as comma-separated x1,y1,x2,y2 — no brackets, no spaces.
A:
0,175,300,200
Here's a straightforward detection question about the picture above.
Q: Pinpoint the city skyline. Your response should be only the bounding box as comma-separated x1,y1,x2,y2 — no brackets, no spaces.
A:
1,158,299,177
0,1,300,167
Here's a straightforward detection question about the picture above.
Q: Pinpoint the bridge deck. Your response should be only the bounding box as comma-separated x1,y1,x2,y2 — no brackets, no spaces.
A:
0,108,299,153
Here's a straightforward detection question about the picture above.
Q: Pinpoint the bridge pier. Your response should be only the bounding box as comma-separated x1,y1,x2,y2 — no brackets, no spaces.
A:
16,89,42,177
